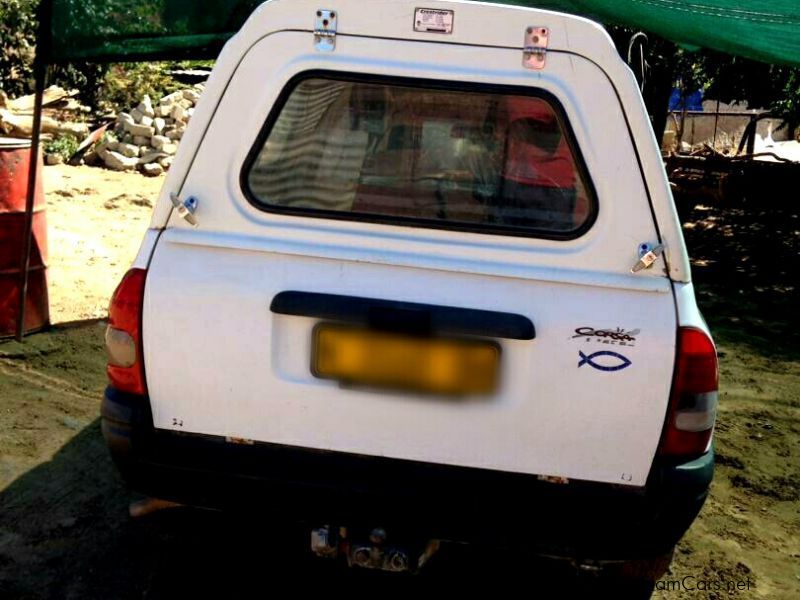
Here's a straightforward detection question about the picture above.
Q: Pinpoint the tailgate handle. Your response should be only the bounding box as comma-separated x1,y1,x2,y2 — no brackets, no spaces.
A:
270,292,535,341
368,305,432,336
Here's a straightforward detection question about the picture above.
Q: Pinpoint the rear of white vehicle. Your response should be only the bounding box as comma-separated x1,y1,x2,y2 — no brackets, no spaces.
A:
102,0,718,587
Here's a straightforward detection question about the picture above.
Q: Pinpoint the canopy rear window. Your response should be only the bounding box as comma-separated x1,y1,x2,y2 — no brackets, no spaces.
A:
243,75,596,239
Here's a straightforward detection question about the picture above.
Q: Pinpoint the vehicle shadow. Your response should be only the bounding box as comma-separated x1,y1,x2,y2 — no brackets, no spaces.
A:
0,420,585,599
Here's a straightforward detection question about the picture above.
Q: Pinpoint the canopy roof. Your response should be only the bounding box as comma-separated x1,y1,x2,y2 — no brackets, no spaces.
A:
44,0,800,66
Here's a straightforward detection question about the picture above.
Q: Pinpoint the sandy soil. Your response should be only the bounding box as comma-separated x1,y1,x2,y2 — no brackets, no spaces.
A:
0,165,798,597
43,164,162,323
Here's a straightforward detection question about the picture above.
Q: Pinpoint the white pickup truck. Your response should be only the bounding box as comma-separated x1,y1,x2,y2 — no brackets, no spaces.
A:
101,0,718,594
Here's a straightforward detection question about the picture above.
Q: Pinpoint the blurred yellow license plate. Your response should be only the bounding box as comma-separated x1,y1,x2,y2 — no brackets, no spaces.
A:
312,324,500,395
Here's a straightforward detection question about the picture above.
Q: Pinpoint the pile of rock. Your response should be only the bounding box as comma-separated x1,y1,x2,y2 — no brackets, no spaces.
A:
90,84,203,177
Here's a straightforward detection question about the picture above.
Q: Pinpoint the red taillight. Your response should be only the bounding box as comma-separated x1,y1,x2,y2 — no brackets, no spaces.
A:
658,327,719,458
106,268,147,395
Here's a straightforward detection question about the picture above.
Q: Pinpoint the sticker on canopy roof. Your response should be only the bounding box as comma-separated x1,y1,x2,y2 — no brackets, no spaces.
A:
414,8,454,34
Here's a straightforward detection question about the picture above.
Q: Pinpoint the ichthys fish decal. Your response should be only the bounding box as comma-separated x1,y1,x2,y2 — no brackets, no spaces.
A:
578,350,632,372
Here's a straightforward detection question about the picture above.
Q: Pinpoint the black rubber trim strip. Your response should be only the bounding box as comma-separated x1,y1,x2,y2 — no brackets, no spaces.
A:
270,291,535,340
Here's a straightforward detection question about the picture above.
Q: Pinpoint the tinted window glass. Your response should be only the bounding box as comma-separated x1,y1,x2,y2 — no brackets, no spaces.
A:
245,77,594,236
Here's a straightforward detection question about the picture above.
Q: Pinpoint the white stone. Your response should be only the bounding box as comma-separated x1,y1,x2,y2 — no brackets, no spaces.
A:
45,153,64,165
153,117,166,135
170,104,187,122
158,156,174,169
140,115,154,128
117,112,134,126
125,122,155,137
182,89,201,104
130,107,144,123
132,135,150,146
117,142,139,158
159,91,183,105
141,162,164,177
156,104,171,118
151,135,171,151
137,95,155,118
100,148,138,171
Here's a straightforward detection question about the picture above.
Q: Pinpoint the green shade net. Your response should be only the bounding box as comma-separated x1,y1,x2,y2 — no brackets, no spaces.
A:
513,1,800,66
46,0,800,66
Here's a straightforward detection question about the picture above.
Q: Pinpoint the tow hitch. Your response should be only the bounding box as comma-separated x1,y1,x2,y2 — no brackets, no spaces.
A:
311,526,440,573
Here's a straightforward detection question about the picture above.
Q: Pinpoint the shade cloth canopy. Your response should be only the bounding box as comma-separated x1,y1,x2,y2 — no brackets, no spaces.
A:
44,0,800,66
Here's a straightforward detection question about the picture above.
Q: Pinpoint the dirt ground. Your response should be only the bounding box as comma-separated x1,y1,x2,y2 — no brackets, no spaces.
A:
0,165,798,598
44,165,162,323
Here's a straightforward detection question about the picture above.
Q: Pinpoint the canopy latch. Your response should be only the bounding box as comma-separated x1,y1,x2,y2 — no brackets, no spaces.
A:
523,26,549,70
170,192,199,228
314,9,337,51
631,243,665,273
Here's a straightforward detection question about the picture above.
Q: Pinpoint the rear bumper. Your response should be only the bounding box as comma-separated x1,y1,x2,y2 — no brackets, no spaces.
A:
102,387,712,562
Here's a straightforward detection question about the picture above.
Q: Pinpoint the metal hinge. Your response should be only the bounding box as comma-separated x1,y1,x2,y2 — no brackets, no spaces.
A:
523,26,549,70
170,192,199,228
314,9,337,51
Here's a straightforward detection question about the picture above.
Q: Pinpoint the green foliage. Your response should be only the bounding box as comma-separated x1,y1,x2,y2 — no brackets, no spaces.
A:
57,0,169,41
53,0,262,40
609,26,800,137
44,134,79,160
99,62,182,113
0,0,109,109
667,49,800,135
0,1,180,112
0,0,38,97
702,55,800,130
771,71,800,129
172,59,215,70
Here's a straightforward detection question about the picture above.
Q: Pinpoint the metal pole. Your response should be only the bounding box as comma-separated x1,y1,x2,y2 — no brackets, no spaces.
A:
15,0,52,341
746,114,757,156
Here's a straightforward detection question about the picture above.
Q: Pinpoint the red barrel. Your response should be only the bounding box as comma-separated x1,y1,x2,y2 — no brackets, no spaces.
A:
0,137,49,337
